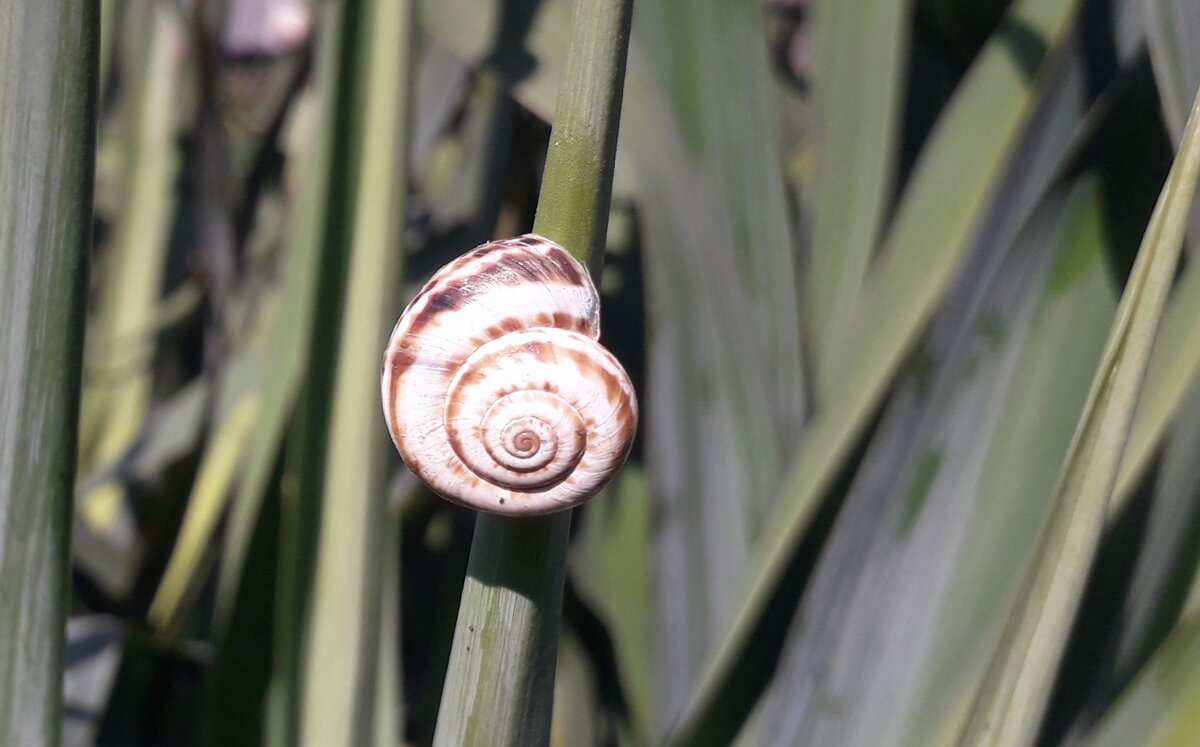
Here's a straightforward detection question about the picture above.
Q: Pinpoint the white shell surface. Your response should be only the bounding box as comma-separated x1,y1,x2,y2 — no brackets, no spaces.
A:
381,235,638,515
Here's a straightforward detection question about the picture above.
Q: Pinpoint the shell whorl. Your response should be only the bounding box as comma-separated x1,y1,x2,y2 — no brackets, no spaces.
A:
381,234,638,516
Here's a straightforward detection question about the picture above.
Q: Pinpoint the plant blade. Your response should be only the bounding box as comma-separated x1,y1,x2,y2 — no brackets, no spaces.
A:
958,86,1200,747
672,0,1086,735
0,0,97,742
298,0,412,739
806,0,909,397
1144,0,1200,144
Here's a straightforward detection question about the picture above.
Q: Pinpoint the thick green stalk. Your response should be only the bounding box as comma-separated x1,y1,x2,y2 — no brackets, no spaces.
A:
0,0,98,744
432,0,634,744
530,0,633,271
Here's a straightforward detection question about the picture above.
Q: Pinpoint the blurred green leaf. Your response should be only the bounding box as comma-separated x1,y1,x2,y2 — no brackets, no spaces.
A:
215,2,381,742
299,0,411,740
1115,256,1200,502
958,86,1200,747
571,466,653,742
1080,614,1200,746
622,0,807,728
1106,367,1200,700
674,0,1085,737
372,506,405,747
75,0,181,600
806,0,909,397
1144,0,1200,144
212,88,324,634
551,631,599,747
906,181,1116,745
764,34,1168,746
739,175,1089,746
147,394,261,635
419,0,565,120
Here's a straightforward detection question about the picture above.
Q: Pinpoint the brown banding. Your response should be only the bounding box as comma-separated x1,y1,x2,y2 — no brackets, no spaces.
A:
493,251,552,286
403,285,468,336
386,347,420,392
603,372,625,407
619,408,636,438
457,367,487,387
482,316,529,340
542,247,585,286
470,240,506,256
404,249,479,311
470,244,586,289
394,241,592,350
562,348,626,406
551,311,592,334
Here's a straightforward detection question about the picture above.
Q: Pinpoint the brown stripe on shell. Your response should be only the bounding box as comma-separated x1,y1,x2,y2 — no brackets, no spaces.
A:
403,259,464,312
472,246,588,289
542,246,585,286
401,245,589,340
477,312,590,343
455,367,488,388
385,347,420,394
401,239,511,314
482,250,551,287
443,456,483,488
616,407,637,441
551,311,593,334
468,239,508,256
481,316,531,341
563,348,628,408
402,285,468,336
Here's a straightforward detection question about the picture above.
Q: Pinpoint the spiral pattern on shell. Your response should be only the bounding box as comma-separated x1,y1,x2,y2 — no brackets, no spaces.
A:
381,234,638,516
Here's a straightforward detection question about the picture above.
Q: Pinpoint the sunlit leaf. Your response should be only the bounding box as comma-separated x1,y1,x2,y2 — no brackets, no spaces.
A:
673,0,1086,736
958,86,1200,747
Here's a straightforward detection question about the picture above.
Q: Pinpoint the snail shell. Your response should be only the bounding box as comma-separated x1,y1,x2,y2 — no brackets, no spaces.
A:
381,234,638,516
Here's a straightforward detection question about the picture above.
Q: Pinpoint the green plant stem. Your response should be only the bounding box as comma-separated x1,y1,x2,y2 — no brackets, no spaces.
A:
0,0,98,744
432,0,634,744
530,0,633,270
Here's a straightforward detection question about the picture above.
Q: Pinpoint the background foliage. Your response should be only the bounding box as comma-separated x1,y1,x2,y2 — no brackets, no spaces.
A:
13,0,1200,744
